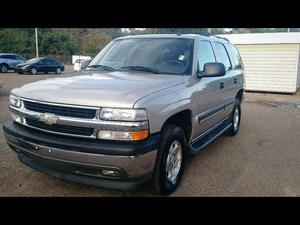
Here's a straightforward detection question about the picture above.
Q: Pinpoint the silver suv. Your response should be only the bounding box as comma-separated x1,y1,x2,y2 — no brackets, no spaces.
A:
3,34,244,195
0,53,26,73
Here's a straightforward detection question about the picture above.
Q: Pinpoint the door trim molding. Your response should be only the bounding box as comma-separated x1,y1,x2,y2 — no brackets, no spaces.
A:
196,100,234,124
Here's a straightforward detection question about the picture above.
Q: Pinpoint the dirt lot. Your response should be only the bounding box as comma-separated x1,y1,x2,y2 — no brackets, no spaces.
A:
0,71,300,196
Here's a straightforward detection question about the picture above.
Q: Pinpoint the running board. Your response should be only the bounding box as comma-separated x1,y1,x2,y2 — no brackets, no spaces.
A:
189,120,232,154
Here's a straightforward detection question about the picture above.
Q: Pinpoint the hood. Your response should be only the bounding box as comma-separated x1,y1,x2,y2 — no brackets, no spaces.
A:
16,62,31,67
12,71,186,108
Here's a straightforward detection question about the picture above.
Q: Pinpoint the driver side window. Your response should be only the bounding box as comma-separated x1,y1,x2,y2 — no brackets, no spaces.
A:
197,41,216,72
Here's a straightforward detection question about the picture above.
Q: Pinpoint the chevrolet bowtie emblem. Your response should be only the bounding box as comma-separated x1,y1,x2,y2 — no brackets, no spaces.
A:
39,113,58,125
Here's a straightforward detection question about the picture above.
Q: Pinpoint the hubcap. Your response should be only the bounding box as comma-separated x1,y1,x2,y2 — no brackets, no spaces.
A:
166,140,182,184
31,68,37,74
1,65,7,72
233,106,240,131
57,68,61,73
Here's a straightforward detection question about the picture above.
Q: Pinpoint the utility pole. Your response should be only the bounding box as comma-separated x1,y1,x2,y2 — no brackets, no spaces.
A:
35,28,39,58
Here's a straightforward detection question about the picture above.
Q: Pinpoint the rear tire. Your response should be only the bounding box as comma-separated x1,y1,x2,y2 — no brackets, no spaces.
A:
153,124,187,195
0,64,8,73
225,98,241,136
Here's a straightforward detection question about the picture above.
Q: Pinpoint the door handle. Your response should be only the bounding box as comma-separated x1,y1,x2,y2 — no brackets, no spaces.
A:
220,82,225,89
234,78,237,84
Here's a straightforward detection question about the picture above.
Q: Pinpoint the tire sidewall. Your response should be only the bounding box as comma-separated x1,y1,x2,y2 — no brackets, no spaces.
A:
156,125,187,195
232,99,241,134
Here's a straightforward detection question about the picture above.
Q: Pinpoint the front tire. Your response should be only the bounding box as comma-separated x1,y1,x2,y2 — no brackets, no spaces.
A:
30,67,37,75
226,98,241,136
153,124,187,195
55,67,62,74
0,64,8,73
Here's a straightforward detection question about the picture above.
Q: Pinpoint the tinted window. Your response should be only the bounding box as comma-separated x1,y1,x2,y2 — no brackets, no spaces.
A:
215,42,232,70
48,59,57,65
3,55,16,60
226,44,243,69
197,41,216,71
41,59,50,64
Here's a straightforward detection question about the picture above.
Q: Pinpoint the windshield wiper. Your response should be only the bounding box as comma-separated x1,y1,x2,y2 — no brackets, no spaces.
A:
87,64,115,71
120,66,160,74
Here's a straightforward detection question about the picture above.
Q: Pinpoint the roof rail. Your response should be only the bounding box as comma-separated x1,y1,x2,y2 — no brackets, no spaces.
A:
211,35,230,42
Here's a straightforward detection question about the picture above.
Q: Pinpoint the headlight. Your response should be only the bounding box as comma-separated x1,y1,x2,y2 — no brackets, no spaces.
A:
10,94,21,108
99,108,148,121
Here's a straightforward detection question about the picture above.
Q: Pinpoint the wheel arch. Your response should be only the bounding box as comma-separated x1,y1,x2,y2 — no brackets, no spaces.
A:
161,109,193,143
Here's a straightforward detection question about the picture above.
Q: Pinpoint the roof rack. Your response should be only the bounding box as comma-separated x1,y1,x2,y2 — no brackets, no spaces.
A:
211,35,230,42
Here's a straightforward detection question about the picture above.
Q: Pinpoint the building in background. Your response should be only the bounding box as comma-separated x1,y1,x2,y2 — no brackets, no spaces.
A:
219,32,300,93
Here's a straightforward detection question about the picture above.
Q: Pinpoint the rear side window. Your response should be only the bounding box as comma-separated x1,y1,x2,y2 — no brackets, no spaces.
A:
215,42,232,70
197,41,216,71
3,55,16,60
226,44,243,69
41,59,49,64
49,59,57,64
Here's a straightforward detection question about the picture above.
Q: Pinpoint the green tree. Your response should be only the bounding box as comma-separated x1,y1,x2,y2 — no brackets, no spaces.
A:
80,32,112,56
39,29,80,63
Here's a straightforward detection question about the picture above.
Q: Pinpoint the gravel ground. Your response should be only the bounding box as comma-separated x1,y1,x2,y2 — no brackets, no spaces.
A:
0,71,300,196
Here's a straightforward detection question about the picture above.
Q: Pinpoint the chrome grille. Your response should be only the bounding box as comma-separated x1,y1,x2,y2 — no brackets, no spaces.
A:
25,117,94,137
23,100,97,119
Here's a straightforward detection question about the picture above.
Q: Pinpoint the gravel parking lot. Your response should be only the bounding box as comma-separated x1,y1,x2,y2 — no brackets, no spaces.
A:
0,71,300,196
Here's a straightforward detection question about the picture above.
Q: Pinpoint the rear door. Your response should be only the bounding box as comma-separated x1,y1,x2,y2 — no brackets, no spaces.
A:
38,59,48,72
213,42,236,117
49,59,59,72
15,55,26,65
225,43,244,98
5,55,19,68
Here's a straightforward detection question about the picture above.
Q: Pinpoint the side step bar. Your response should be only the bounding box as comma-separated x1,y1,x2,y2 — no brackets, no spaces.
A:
189,118,232,154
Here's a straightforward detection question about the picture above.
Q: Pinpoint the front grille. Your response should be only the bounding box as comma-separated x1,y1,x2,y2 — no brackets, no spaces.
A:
25,117,94,136
23,101,97,119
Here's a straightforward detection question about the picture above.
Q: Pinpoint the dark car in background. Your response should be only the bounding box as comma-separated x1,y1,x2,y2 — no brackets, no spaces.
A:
15,58,64,75
0,53,26,73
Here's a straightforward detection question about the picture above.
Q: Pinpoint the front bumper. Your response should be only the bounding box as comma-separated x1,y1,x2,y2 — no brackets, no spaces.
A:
3,121,160,190
15,67,30,73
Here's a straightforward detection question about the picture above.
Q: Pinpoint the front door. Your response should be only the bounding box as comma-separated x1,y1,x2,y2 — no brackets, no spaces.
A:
191,40,226,141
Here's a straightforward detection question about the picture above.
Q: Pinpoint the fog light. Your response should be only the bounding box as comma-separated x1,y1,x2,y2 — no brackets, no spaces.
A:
97,130,149,141
102,169,120,177
11,112,23,124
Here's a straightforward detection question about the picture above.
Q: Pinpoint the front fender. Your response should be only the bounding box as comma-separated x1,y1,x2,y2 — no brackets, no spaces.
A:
134,84,193,134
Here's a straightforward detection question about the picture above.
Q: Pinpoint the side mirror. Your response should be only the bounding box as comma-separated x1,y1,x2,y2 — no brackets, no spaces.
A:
197,62,226,78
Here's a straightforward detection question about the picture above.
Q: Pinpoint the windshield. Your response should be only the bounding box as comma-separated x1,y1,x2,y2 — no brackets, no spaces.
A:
88,38,194,75
27,58,40,63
